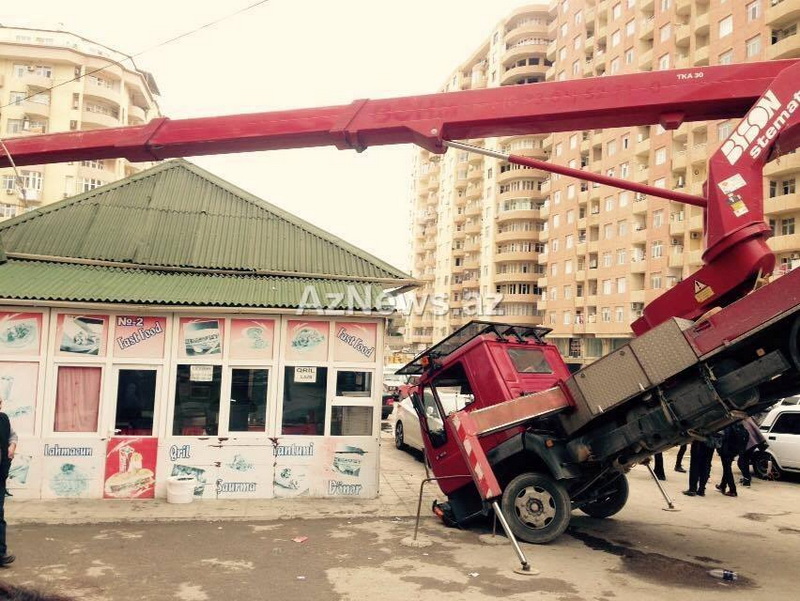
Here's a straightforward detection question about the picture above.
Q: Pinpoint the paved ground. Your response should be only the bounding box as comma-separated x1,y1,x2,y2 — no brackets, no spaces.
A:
1,428,799,601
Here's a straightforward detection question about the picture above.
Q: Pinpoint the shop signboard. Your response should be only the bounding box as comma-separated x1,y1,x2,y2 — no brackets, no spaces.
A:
0,361,38,435
179,318,224,358
113,316,167,358
333,322,377,363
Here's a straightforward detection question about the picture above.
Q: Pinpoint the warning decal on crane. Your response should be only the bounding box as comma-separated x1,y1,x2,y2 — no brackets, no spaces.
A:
694,280,714,303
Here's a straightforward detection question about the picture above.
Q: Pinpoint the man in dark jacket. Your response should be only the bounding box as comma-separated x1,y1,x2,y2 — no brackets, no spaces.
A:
0,404,15,567
716,422,748,497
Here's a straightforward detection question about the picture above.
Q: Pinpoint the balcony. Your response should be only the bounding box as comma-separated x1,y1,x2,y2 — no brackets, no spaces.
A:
500,65,547,87
767,0,800,29
465,220,482,235
638,48,653,71
675,24,690,48
764,152,800,178
670,219,686,236
497,207,542,222
128,104,147,125
693,45,710,66
668,251,685,268
695,13,710,37
769,233,800,254
765,192,800,216
676,0,691,17
635,137,651,157
688,250,703,265
465,202,482,217
632,227,648,244
629,290,645,304
83,80,122,105
504,22,549,47
639,18,655,41
536,276,548,288
494,270,541,284
81,108,120,128
495,228,540,243
497,251,537,263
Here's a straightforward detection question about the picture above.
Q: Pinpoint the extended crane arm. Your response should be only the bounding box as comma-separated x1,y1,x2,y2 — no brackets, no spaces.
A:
0,60,797,167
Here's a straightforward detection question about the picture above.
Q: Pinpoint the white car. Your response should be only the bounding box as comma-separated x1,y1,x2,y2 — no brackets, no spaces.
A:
753,404,800,479
392,388,471,453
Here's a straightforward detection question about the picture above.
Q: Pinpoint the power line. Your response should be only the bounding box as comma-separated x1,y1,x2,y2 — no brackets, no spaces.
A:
0,0,271,112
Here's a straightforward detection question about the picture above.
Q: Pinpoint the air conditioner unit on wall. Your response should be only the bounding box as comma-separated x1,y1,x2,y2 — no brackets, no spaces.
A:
690,232,700,239
5,189,14,195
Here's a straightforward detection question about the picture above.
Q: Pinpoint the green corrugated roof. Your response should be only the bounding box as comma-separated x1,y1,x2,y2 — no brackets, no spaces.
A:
0,259,394,310
0,159,409,281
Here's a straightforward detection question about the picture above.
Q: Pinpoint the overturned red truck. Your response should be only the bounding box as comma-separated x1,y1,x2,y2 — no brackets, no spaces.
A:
2,58,800,543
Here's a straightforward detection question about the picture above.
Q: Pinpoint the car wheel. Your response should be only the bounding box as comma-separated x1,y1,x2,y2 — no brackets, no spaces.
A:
394,421,405,450
753,451,781,480
501,472,571,544
579,474,629,519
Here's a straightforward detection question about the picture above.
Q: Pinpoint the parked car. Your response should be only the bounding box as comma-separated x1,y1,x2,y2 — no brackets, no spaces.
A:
753,404,800,479
393,388,472,453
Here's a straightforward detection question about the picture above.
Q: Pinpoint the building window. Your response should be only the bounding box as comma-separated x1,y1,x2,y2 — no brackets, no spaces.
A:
602,307,612,323
617,248,627,265
653,210,664,228
282,366,328,435
719,15,733,39
626,19,635,36
719,49,733,65
651,240,663,258
615,307,625,323
746,35,761,58
659,24,671,43
172,365,222,436
746,1,761,22
611,30,621,47
781,218,795,236
55,366,102,432
651,273,662,289
616,277,627,294
603,280,612,295
655,147,667,165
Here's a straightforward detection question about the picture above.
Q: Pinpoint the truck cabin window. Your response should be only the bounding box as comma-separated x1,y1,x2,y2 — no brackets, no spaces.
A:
431,362,475,412
413,387,448,448
507,347,553,374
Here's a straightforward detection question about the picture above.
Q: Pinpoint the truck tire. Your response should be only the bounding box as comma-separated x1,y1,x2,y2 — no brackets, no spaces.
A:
500,472,571,544
579,474,629,519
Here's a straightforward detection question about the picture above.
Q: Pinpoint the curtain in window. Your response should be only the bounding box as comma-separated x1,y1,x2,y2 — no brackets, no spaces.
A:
55,366,101,432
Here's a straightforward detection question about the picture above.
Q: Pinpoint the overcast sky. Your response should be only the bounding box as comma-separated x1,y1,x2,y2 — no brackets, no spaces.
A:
1,0,541,271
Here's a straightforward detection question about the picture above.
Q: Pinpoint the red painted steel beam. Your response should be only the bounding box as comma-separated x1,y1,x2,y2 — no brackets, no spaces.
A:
1,60,797,168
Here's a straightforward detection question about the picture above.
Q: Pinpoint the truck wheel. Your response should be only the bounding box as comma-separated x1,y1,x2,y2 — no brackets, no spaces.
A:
579,474,629,519
501,472,571,544
394,421,405,450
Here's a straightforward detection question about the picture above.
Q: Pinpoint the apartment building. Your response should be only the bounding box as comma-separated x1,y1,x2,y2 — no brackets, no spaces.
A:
408,5,552,350
0,26,160,219
407,0,800,361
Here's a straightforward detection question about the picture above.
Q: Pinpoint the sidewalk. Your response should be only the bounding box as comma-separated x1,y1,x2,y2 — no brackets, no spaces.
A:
8,432,438,525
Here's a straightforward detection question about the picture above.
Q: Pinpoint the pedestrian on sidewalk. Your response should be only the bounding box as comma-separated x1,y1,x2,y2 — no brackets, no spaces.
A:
716,422,748,497
0,395,16,567
674,444,688,473
738,417,766,487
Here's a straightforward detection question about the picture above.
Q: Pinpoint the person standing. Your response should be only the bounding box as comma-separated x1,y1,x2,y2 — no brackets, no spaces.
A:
653,452,667,481
0,397,15,567
674,444,688,473
716,422,747,497
738,417,766,487
683,438,714,497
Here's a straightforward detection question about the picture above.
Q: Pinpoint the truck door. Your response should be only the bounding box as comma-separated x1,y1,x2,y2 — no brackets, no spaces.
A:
414,362,475,493
766,411,800,470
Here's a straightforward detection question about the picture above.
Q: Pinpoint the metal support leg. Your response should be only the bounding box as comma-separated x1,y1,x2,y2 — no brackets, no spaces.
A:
645,463,679,511
411,475,471,541
491,501,532,573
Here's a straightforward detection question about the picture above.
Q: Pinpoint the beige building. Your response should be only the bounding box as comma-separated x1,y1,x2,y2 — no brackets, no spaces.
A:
0,26,160,219
408,0,800,361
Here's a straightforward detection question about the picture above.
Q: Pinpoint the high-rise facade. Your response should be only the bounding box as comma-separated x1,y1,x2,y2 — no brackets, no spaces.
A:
407,1,800,361
407,5,552,349
0,26,161,219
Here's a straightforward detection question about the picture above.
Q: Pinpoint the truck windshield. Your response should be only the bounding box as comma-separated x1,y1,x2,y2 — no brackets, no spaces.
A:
507,347,553,374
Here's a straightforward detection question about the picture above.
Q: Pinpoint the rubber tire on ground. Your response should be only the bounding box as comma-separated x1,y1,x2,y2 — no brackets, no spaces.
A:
579,474,629,519
500,472,571,545
753,451,780,480
394,421,405,450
